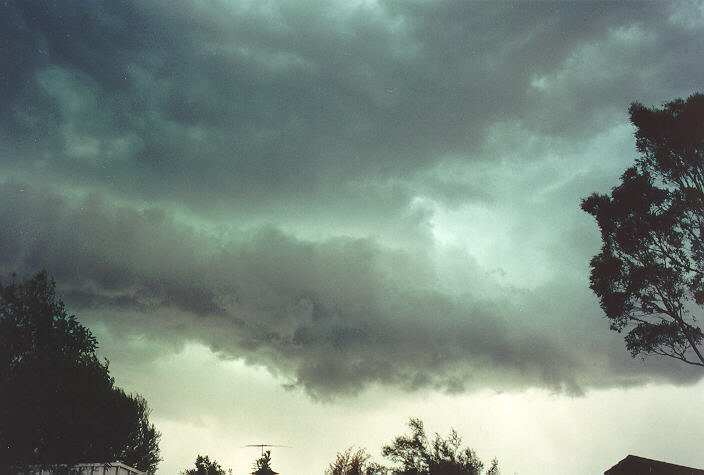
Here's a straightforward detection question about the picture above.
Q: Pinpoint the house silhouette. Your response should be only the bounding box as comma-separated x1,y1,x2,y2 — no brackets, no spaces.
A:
605,455,704,475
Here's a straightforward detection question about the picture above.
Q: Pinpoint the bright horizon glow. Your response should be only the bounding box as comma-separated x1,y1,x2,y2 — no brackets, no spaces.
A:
103,341,704,475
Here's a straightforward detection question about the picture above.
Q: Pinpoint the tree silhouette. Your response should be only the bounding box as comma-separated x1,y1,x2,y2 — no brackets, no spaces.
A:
0,271,161,473
251,450,278,475
582,93,704,367
381,418,499,475
325,447,386,475
182,454,232,475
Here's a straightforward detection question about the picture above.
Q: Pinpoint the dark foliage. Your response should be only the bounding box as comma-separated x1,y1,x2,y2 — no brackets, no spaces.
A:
182,454,232,475
251,450,278,475
381,418,499,475
0,271,161,473
325,447,386,475
582,93,704,367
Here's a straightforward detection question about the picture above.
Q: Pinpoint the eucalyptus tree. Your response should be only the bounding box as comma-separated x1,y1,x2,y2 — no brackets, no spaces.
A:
582,93,704,367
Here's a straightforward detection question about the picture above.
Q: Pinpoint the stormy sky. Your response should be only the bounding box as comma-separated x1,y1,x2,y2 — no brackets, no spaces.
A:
2,1,704,473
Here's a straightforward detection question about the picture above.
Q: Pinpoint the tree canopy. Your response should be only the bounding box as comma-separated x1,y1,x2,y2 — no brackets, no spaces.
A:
251,450,278,475
328,418,499,475
381,418,499,475
182,454,232,475
0,271,161,473
582,93,704,367
325,447,386,475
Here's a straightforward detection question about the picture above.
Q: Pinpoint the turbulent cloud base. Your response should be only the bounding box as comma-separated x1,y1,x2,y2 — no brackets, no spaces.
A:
2,0,704,399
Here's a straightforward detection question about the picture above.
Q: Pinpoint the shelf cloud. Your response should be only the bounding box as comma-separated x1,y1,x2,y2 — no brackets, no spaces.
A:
1,0,703,398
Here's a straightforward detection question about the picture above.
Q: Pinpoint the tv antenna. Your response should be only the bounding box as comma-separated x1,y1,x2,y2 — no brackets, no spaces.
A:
243,444,292,456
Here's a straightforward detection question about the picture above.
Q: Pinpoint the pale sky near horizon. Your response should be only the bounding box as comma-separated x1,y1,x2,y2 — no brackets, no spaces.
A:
2,1,704,473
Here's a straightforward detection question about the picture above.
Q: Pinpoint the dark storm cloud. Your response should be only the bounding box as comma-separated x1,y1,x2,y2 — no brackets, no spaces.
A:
2,0,704,396
1,183,699,397
2,0,701,211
